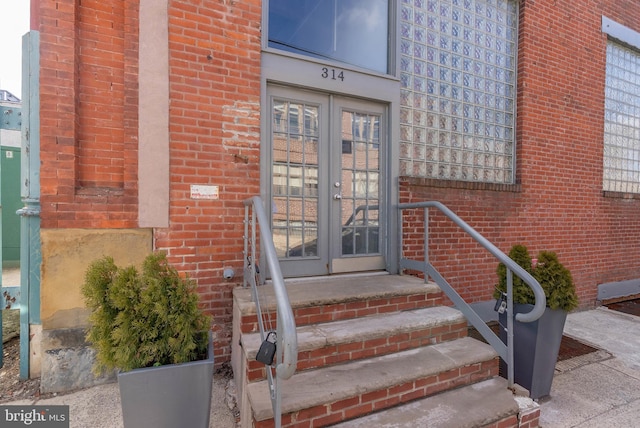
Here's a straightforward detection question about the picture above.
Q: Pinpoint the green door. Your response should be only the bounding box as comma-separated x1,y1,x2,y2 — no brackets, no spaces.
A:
2,147,21,262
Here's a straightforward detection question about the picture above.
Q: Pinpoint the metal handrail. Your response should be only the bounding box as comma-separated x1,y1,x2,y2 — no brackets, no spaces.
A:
243,196,297,427
398,200,546,388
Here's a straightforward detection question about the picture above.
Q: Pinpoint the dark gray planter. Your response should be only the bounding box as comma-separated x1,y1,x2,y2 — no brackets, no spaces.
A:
499,304,567,400
117,334,214,428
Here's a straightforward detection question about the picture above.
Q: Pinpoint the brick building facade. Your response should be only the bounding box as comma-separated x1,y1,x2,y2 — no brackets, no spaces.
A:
31,0,640,392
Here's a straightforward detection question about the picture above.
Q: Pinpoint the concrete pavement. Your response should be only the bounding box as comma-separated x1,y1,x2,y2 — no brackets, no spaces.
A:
539,307,640,427
1,373,238,428
2,306,640,427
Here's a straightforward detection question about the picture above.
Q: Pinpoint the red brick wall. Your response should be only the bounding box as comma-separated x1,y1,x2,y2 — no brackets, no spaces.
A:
154,0,262,363
400,0,640,308
76,1,126,189
38,0,640,369
39,0,138,228
39,0,261,365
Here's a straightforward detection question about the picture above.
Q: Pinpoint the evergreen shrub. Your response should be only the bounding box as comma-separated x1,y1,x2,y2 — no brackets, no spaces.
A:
494,244,578,312
82,252,211,374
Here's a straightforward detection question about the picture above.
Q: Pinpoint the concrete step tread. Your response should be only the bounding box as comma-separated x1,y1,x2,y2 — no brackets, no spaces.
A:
331,377,520,428
234,273,439,315
242,306,466,358
247,336,497,421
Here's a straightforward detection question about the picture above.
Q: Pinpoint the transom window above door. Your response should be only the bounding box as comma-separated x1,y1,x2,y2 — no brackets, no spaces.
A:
268,0,390,74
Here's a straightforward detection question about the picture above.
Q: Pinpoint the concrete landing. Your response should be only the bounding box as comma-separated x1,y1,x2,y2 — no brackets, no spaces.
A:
234,273,437,314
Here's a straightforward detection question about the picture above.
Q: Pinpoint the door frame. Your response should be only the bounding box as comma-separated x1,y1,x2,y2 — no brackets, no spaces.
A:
329,96,387,274
266,85,330,277
265,86,389,277
261,51,401,277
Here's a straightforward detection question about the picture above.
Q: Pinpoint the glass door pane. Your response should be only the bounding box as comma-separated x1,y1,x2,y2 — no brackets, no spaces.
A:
340,110,381,256
271,100,320,259
268,86,386,277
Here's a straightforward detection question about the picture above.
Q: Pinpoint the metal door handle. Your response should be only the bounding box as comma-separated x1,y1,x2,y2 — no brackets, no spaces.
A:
333,194,342,200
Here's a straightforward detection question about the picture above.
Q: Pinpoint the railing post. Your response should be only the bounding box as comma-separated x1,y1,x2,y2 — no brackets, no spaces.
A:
507,268,514,388
243,205,249,288
398,207,404,274
423,207,429,282
274,313,283,428
251,209,257,284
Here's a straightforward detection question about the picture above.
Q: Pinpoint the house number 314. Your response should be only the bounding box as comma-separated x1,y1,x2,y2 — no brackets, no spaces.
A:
321,67,345,81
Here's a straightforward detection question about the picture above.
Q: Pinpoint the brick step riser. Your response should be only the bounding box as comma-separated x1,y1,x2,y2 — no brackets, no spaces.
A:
240,291,444,334
477,409,540,428
245,320,468,382
252,358,499,428
482,415,519,428
512,409,540,428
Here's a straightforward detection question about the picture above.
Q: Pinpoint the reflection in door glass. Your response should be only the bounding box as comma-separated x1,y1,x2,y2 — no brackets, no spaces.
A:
271,100,320,259
341,111,380,256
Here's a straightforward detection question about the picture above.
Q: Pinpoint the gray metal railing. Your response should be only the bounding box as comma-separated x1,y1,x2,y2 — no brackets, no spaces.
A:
398,201,546,388
243,196,297,427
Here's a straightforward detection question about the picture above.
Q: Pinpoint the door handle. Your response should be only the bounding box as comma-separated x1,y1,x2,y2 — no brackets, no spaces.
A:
333,194,342,200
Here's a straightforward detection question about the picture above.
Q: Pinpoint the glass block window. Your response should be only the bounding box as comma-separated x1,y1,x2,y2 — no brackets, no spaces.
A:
603,41,640,193
399,0,518,183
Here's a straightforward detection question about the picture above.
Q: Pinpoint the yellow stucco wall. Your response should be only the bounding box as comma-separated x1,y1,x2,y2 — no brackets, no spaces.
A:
40,229,153,330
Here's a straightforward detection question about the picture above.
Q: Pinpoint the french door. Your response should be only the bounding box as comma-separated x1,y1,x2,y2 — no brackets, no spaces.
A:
267,85,387,277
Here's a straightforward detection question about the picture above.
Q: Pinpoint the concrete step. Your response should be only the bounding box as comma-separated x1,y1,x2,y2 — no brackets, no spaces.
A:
242,306,468,382
331,377,523,428
233,273,442,333
247,336,498,426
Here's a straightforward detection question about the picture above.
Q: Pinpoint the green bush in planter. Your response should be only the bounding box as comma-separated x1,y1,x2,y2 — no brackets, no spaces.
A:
494,244,579,312
82,253,212,374
494,244,536,305
533,250,579,311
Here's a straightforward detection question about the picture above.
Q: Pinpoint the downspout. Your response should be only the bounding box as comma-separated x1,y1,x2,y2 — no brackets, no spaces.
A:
16,28,40,380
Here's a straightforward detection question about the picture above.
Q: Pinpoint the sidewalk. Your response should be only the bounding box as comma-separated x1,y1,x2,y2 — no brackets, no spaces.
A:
2,373,238,428
539,306,640,427
3,306,640,427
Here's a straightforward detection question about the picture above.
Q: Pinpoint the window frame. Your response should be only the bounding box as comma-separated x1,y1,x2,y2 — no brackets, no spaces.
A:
263,0,398,79
602,17,640,195
396,0,520,184
602,16,640,52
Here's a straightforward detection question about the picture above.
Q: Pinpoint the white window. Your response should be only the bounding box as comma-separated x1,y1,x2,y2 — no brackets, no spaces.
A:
399,0,518,183
603,40,640,193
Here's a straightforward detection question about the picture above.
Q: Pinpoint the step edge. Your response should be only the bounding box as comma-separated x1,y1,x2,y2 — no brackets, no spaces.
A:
247,336,498,421
241,306,466,358
234,275,440,316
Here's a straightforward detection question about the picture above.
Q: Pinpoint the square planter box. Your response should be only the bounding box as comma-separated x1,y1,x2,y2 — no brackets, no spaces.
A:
499,304,567,400
118,333,215,428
